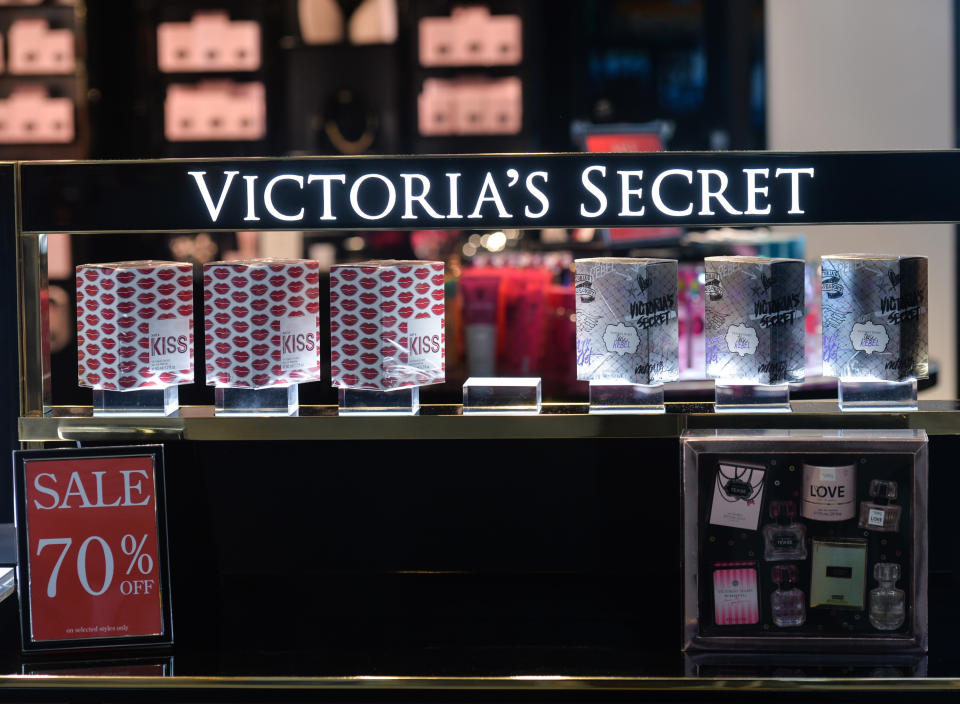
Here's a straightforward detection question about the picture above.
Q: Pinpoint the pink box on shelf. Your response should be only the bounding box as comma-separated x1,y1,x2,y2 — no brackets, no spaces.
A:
418,7,521,67
203,259,322,389
452,79,489,134
8,18,75,74
417,78,456,136
76,261,195,392
0,86,73,143
164,81,266,141
330,260,445,390
417,77,521,136
157,11,261,73
478,76,522,134
417,15,453,66
484,13,522,65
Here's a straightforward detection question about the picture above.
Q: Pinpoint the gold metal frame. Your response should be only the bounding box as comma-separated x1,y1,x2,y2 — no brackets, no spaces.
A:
18,230,46,418
7,156,957,690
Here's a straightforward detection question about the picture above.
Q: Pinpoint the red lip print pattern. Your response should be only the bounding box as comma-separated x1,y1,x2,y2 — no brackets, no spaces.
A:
75,262,194,391
329,260,445,390
202,259,322,389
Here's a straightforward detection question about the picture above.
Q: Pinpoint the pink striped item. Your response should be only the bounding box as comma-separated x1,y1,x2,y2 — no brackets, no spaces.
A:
713,561,759,625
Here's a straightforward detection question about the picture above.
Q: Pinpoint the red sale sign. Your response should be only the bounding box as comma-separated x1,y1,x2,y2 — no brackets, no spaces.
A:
15,446,171,651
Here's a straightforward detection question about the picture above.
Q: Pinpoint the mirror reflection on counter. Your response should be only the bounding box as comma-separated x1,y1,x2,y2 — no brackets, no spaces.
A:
22,655,173,676
682,652,928,678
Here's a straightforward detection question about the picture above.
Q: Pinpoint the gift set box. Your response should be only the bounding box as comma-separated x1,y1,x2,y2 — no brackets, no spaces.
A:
574,257,678,386
203,259,321,389
704,256,805,385
821,254,928,382
330,260,445,390
76,261,194,391
682,429,928,652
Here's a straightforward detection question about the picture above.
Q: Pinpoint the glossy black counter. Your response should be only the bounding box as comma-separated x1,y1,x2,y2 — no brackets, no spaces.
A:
4,405,960,699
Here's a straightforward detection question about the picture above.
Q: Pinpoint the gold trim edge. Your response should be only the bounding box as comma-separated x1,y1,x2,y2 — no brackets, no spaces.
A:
0,675,958,692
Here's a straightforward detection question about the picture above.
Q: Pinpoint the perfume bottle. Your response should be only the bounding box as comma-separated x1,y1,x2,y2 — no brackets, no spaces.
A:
762,500,807,561
858,479,902,532
869,562,905,630
770,564,806,627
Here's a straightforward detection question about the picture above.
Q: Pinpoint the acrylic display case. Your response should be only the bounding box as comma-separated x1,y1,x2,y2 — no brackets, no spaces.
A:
682,429,928,652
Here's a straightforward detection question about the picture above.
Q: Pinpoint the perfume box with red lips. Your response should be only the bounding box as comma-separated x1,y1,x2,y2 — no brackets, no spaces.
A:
76,261,195,391
202,258,322,389
330,260,445,390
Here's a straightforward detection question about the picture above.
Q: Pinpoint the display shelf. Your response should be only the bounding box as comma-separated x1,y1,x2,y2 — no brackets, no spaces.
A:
8,152,960,700
18,400,960,442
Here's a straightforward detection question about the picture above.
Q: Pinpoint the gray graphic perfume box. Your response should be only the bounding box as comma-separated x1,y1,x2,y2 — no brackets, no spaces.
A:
575,257,679,385
704,256,805,385
821,254,928,381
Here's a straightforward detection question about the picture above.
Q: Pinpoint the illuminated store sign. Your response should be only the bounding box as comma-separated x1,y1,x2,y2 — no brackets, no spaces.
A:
18,152,960,232
186,165,815,226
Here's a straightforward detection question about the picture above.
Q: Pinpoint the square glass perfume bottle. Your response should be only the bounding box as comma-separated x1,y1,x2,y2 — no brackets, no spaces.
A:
761,500,807,561
869,562,905,631
858,479,902,532
770,564,806,627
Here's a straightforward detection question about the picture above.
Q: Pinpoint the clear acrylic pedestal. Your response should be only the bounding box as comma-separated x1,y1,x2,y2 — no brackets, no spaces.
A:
215,385,299,416
589,380,665,414
93,387,179,417
714,383,790,413
838,378,918,412
338,386,420,416
462,377,541,415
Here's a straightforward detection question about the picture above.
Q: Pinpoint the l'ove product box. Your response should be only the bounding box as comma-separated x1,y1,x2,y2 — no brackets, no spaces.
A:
203,259,321,389
330,260,445,390
76,261,194,391
704,256,805,385
821,254,928,381
802,463,856,522
575,257,678,385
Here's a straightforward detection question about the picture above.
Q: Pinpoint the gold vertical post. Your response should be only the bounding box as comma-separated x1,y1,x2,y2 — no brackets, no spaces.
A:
18,232,48,417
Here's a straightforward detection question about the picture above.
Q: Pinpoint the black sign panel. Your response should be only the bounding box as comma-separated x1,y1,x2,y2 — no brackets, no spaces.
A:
18,151,960,233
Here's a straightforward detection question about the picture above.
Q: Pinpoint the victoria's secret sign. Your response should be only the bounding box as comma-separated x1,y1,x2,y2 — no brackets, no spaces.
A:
186,164,815,225
18,152,960,232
